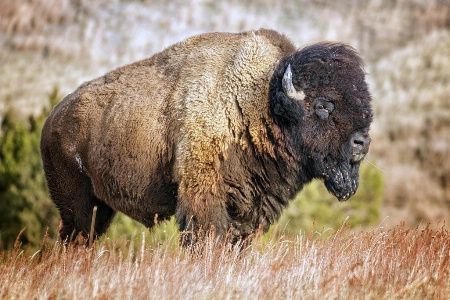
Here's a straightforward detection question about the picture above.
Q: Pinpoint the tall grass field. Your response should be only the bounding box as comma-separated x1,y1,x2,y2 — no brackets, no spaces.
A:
1,223,449,299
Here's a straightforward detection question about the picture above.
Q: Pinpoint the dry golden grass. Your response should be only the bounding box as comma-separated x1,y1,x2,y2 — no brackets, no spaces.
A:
1,223,449,299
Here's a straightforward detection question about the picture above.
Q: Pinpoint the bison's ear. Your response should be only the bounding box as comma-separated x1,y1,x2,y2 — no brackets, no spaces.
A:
270,64,306,125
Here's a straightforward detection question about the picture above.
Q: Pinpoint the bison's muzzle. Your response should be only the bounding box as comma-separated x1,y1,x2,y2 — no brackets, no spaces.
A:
350,129,371,164
322,128,371,201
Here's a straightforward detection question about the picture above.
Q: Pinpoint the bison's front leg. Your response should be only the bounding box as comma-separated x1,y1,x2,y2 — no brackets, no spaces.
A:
175,182,231,247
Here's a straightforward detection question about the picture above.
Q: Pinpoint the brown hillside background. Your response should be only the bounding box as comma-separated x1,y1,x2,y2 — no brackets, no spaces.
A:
1,0,450,229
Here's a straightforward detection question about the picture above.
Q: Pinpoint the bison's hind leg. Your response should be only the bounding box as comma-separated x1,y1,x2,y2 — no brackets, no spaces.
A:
43,157,116,245
58,196,116,245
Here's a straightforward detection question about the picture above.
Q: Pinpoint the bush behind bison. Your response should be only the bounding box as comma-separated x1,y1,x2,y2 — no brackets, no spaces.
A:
40,29,372,246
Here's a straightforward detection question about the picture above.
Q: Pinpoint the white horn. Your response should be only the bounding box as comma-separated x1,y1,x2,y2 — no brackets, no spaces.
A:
282,64,305,101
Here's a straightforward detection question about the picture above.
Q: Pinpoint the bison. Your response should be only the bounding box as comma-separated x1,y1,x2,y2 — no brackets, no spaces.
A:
41,29,372,246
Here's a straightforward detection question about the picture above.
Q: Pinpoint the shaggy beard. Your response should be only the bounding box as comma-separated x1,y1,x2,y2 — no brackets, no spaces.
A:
321,158,360,201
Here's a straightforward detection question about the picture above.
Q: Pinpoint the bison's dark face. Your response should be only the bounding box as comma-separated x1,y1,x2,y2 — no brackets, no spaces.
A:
270,42,373,201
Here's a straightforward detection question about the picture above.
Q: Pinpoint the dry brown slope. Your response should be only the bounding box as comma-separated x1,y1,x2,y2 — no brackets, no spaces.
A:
371,30,450,227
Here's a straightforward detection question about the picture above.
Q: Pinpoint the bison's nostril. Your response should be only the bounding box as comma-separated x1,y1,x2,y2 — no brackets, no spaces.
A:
351,131,371,153
353,139,364,146
352,137,366,150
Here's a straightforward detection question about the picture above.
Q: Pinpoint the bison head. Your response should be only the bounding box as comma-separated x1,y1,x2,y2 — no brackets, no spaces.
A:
270,42,373,201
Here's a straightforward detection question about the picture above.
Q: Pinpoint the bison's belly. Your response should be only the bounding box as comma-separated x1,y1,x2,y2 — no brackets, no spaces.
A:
91,171,178,228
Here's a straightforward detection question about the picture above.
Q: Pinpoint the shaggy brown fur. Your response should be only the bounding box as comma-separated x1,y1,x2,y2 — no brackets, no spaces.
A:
41,29,372,246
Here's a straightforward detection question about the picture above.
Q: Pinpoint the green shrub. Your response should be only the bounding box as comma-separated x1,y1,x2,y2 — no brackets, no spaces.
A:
105,214,179,250
0,89,60,249
276,162,384,236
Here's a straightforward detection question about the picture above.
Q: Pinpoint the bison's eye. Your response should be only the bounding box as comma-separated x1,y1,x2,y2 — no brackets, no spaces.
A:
312,97,334,119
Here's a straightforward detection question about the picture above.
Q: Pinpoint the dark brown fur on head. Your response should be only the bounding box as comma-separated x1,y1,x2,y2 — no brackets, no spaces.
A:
269,42,372,201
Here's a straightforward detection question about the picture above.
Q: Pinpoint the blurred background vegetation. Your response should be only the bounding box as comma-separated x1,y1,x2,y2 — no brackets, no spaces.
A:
1,0,449,249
